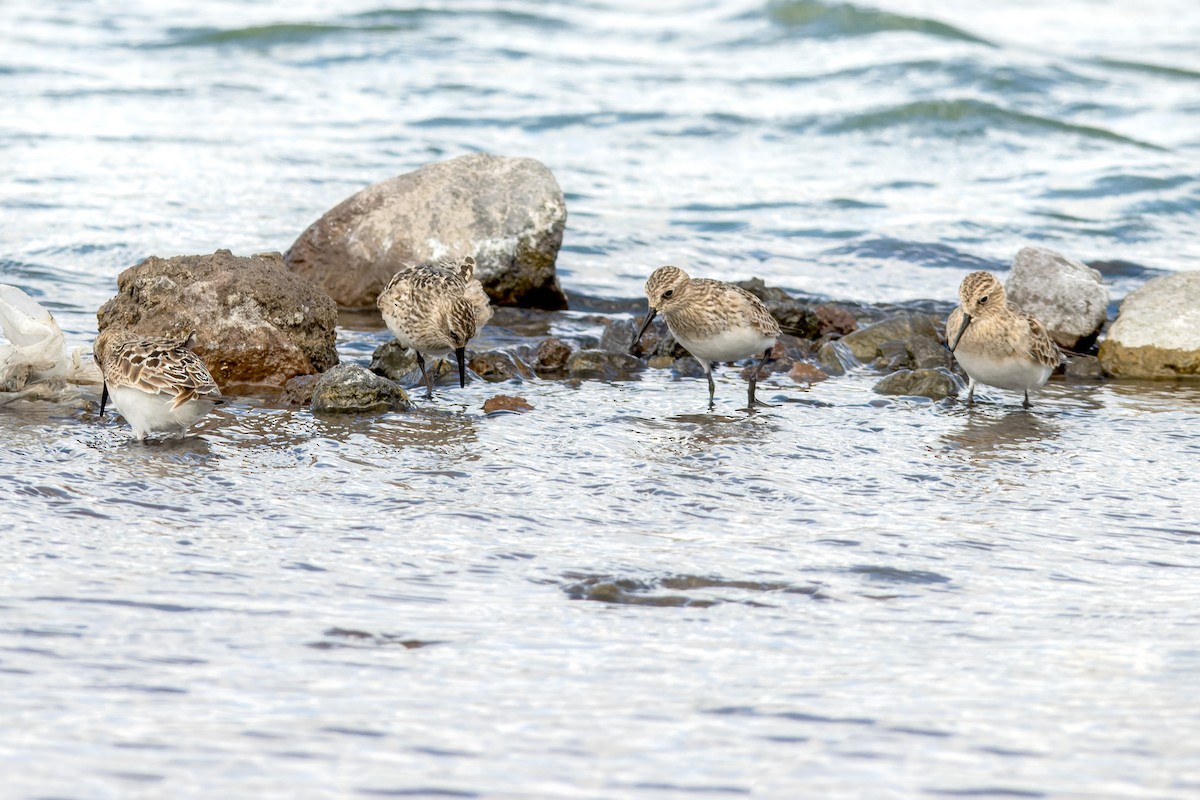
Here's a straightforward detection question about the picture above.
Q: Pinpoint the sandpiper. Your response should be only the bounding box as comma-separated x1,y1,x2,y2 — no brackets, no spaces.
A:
632,265,780,410
377,255,494,400
96,330,222,440
946,271,1063,408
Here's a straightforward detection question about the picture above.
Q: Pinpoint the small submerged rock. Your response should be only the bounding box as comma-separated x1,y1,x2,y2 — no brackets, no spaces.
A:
311,364,410,414
535,336,572,372
1098,272,1200,379
872,368,961,400
369,340,420,382
281,374,320,406
482,394,533,413
566,349,642,380
838,313,946,368
788,362,829,385
1006,246,1109,351
1063,353,1103,380
468,350,530,383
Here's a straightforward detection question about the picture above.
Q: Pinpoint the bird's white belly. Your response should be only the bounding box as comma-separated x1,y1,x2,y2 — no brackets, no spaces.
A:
955,350,1052,392
674,326,775,364
112,386,214,438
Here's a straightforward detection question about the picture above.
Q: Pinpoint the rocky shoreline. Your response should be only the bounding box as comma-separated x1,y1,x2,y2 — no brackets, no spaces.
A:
8,153,1195,413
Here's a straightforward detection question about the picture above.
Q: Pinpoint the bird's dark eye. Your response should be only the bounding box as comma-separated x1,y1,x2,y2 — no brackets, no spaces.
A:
979,295,989,304
662,289,675,300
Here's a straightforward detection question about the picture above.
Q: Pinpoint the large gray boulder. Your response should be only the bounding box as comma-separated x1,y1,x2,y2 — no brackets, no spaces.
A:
1005,246,1108,350
1098,272,1200,379
285,153,568,310
96,250,338,395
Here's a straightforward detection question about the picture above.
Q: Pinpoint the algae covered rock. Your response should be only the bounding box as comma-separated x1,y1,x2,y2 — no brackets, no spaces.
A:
1098,272,1200,379
837,313,947,369
95,250,338,395
566,349,642,380
285,153,568,310
873,368,961,400
1006,246,1109,350
311,364,410,414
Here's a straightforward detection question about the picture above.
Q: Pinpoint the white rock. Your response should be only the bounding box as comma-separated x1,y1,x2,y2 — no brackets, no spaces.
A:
1005,246,1109,349
1098,272,1200,378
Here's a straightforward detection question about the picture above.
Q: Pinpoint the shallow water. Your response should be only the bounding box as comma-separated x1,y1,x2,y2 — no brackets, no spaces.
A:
3,1,1200,798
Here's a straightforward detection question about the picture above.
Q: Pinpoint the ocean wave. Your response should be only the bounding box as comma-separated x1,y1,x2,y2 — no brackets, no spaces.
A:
823,98,1167,150
764,0,993,46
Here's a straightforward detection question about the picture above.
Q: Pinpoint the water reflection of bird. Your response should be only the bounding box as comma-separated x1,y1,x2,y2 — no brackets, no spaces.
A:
941,409,1060,457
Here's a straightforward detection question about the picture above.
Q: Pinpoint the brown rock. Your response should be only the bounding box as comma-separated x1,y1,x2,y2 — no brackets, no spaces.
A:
483,394,534,413
95,250,338,395
284,153,568,310
280,374,320,406
535,337,572,371
788,362,829,384
816,304,858,336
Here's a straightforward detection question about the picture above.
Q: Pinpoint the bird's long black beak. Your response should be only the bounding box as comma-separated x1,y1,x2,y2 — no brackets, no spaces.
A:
631,308,658,354
455,346,467,388
947,313,972,352
99,383,109,416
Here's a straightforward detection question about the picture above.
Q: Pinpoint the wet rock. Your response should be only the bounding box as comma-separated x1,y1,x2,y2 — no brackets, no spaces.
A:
736,278,855,339
281,374,320,406
733,278,795,304
647,355,674,369
815,304,858,336
666,355,705,379
1098,272,1200,379
369,339,420,382
285,153,568,310
816,339,858,376
311,364,410,414
599,318,640,354
872,368,961,400
95,250,338,395
837,312,948,370
788,362,829,384
566,349,642,380
482,394,533,413
468,350,529,383
535,337,572,372
1064,354,1103,380
1006,246,1109,351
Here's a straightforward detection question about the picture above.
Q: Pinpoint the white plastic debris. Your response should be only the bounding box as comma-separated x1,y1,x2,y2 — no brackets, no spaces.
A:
0,284,101,404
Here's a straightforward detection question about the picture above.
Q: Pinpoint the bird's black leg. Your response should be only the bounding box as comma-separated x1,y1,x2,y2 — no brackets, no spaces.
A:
1023,390,1032,409
416,352,434,400
706,364,716,411
744,348,778,410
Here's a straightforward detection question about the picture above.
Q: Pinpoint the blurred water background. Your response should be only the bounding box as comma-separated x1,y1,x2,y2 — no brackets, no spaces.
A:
2,1,1199,798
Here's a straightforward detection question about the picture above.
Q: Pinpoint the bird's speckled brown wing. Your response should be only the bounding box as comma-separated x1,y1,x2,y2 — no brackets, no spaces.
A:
1023,311,1064,368
104,335,221,410
732,285,782,337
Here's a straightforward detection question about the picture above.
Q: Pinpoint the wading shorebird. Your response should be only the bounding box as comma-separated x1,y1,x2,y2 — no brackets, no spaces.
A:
632,265,780,410
946,271,1063,408
96,330,222,440
377,255,494,400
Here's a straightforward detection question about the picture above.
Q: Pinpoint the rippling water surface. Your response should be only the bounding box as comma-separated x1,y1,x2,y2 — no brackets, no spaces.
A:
3,1,1200,798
